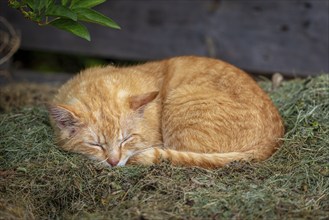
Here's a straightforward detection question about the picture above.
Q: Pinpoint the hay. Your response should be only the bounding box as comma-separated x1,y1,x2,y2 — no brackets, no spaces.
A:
0,83,58,112
0,74,328,219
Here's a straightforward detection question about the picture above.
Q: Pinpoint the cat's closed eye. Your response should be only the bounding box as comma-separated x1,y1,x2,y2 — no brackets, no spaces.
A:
120,135,134,148
86,142,104,150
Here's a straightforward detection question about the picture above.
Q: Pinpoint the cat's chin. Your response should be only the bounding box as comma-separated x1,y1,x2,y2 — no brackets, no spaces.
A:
117,151,135,167
91,156,130,168
117,161,127,167
86,156,113,168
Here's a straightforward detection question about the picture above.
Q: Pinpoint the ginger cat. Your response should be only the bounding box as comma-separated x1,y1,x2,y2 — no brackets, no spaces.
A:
48,56,284,169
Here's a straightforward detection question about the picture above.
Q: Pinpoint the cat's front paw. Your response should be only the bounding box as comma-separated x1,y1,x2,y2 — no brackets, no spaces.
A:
127,148,158,165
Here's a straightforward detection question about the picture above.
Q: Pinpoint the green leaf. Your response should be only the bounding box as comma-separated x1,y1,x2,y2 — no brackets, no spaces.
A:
34,0,48,13
46,5,77,21
61,0,70,6
26,0,36,10
46,0,54,9
70,0,106,8
73,8,120,29
50,18,90,41
8,0,21,9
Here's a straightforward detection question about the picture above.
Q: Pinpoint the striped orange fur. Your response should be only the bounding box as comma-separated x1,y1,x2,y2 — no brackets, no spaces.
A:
48,56,284,169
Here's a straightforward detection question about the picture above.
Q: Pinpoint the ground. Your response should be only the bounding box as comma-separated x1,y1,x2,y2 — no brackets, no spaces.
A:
0,74,328,219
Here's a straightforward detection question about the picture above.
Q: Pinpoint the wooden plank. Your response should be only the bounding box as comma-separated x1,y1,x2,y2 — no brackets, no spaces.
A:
2,0,328,76
0,70,71,86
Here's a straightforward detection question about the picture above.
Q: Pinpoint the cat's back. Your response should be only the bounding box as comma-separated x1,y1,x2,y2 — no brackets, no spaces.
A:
161,56,284,158
160,56,270,107
165,56,259,93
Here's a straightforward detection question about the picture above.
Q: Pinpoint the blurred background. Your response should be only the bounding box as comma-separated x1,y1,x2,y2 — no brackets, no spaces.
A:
0,0,328,86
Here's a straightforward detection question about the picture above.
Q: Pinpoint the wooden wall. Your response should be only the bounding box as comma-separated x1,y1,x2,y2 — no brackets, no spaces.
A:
2,0,328,77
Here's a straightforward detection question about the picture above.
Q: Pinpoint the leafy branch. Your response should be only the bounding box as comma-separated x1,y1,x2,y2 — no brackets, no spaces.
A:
8,0,120,41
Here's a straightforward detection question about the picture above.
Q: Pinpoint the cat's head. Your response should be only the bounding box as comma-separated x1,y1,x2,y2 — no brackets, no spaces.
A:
48,91,161,167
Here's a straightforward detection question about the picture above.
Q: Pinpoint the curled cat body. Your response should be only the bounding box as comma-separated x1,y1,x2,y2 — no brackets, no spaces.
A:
48,56,284,169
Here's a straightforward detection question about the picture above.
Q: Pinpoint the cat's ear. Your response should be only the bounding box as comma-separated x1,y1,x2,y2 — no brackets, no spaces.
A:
129,91,159,111
47,104,81,136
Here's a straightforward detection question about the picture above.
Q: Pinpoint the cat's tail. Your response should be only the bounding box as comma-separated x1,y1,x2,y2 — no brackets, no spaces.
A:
134,148,259,169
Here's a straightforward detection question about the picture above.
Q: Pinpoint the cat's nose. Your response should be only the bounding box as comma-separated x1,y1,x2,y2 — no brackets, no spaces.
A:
107,158,119,167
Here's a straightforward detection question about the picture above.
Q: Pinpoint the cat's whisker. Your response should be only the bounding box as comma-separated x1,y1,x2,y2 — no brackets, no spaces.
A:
96,157,109,166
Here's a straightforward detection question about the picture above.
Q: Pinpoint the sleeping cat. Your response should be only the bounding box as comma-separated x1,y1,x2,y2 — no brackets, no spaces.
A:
48,56,284,169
